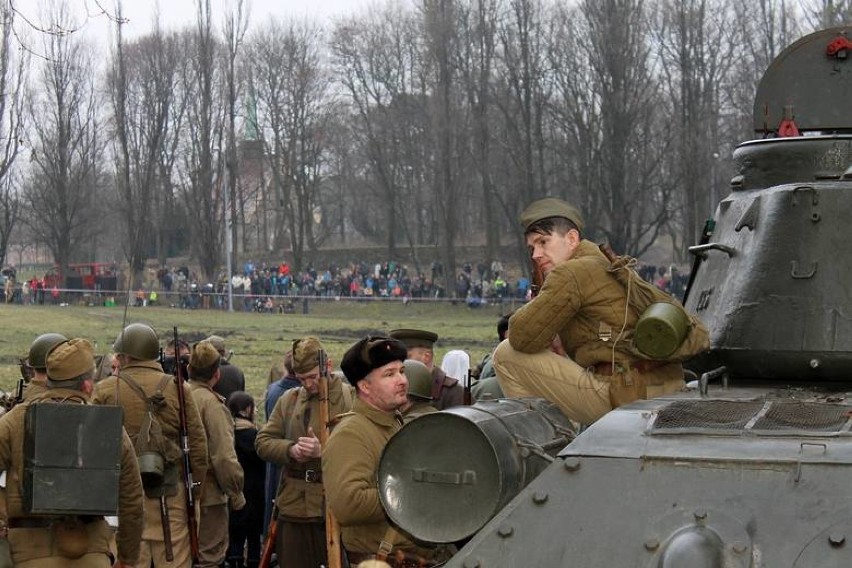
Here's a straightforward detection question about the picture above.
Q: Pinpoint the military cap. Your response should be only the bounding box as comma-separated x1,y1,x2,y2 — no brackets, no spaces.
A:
292,336,323,374
190,340,221,370
520,197,585,232
46,338,95,381
206,335,226,353
389,329,438,349
341,335,408,386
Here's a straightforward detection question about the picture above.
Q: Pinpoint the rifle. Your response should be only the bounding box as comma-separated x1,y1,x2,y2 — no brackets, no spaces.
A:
318,350,342,568
258,476,281,568
172,326,200,563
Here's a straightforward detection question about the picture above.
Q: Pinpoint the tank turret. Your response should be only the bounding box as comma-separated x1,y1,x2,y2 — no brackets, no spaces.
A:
378,27,852,567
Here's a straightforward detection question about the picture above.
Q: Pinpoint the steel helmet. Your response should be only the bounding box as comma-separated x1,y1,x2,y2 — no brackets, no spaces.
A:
113,323,159,361
28,333,69,370
404,359,433,401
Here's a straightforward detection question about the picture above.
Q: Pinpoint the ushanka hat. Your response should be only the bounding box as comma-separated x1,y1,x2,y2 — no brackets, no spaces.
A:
340,335,407,386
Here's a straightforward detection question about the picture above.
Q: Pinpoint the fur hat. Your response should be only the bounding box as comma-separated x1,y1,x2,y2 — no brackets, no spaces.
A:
341,335,407,385
46,338,95,381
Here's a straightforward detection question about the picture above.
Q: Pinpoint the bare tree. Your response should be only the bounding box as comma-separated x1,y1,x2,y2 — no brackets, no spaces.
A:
0,2,27,267
23,3,102,280
177,0,226,282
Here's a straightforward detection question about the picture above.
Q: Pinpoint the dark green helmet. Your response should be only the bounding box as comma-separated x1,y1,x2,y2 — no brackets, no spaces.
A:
404,359,433,401
28,333,69,370
113,323,159,361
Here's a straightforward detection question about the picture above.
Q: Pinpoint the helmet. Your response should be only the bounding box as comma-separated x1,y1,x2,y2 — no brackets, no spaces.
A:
28,333,69,370
113,323,159,361
404,359,433,401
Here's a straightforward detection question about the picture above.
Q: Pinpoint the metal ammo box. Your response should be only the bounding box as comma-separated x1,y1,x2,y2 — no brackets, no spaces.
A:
24,403,123,515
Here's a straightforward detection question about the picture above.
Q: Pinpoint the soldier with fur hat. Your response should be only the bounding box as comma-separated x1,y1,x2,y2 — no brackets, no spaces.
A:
256,336,354,568
493,197,692,425
0,338,145,567
323,335,452,566
188,340,246,568
389,329,463,410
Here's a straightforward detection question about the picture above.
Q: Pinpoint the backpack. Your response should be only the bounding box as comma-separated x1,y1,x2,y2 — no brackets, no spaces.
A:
118,373,182,494
600,244,710,362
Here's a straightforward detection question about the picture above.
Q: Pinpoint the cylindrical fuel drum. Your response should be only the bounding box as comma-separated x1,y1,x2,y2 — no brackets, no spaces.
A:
378,398,575,543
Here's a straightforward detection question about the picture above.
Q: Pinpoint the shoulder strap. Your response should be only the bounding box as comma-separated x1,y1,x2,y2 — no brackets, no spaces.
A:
118,373,150,403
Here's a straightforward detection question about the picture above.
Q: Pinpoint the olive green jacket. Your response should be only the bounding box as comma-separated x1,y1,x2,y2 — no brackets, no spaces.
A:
401,400,438,424
256,373,353,519
323,398,433,556
509,240,681,384
0,390,144,565
190,380,245,509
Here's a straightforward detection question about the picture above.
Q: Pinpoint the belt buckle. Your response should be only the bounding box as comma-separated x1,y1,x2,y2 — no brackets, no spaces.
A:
304,469,319,483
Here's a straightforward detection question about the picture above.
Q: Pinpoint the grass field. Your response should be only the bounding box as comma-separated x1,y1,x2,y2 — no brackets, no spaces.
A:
0,299,518,419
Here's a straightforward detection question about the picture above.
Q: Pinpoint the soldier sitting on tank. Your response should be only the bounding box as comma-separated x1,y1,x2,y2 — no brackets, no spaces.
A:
493,198,701,425
400,359,439,423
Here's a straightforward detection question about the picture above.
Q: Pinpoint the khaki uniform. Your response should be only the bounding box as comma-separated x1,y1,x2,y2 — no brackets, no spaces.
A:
401,401,438,424
22,376,48,401
93,360,209,568
190,381,245,568
322,398,437,560
430,368,463,410
495,240,683,425
0,389,144,567
255,373,354,568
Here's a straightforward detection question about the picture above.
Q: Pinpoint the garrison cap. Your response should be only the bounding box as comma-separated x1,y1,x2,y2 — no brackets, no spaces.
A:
520,197,585,232
206,335,226,353
190,340,221,370
292,336,323,374
46,338,95,381
341,335,408,386
389,329,438,349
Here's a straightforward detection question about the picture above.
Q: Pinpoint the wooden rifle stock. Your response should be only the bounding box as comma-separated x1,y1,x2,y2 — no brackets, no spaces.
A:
318,351,342,568
258,511,278,568
173,326,200,563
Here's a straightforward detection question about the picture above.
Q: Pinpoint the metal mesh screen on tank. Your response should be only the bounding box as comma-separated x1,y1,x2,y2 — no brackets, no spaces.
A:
651,400,852,435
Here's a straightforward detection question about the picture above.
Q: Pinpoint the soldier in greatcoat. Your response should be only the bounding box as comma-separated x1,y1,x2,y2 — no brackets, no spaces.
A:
93,323,209,568
323,335,451,567
255,336,354,568
187,341,245,568
0,338,144,567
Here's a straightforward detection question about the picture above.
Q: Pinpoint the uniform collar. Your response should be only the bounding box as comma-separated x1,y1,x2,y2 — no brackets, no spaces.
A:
353,397,403,428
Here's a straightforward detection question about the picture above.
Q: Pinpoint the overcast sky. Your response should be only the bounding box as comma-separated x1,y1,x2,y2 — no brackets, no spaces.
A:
16,0,377,48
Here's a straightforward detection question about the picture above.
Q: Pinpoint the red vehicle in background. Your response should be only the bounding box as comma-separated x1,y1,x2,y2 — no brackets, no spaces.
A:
43,262,118,291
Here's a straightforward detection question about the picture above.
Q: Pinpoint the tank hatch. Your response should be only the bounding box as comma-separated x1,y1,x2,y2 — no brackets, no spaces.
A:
755,27,852,136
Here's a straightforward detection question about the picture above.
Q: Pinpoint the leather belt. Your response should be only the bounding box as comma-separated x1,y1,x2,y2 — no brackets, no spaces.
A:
286,469,322,483
594,360,665,376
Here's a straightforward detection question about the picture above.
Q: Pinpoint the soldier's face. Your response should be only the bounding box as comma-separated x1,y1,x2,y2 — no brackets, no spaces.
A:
407,347,433,369
359,361,408,412
296,366,321,395
527,228,580,275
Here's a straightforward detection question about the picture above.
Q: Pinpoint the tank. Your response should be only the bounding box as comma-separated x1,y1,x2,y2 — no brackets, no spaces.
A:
378,27,852,566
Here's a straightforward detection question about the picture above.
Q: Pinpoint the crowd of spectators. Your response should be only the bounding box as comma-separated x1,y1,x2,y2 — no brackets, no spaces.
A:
1,257,687,309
